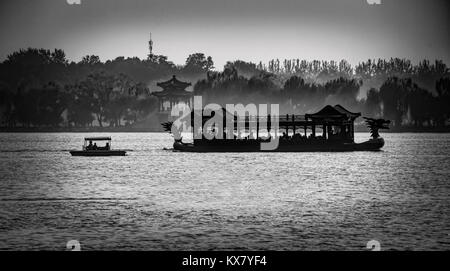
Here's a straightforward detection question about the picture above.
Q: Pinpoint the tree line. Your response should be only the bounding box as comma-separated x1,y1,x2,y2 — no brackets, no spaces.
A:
196,64,450,128
0,48,449,129
0,48,213,128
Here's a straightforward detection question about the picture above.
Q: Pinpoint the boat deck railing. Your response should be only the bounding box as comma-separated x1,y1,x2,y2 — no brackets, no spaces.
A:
214,114,353,126
230,114,306,121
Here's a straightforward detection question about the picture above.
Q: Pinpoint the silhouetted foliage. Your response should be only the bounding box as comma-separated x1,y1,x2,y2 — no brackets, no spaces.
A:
0,48,449,130
184,53,214,74
194,67,279,106
0,48,209,128
363,88,382,118
224,60,263,78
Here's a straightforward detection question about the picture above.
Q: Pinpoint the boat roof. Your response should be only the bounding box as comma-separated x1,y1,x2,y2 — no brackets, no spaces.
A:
84,137,111,141
333,104,361,118
305,105,361,120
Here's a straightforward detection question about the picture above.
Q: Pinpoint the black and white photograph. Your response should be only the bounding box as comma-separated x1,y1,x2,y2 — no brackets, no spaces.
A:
0,0,449,257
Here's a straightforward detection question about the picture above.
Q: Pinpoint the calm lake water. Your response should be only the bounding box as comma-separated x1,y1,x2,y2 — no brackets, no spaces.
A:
0,132,449,250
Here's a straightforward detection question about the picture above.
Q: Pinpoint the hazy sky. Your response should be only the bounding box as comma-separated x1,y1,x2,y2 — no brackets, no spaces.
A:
0,0,449,69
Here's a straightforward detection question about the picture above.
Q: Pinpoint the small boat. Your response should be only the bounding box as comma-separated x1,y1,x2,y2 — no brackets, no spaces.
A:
69,137,126,156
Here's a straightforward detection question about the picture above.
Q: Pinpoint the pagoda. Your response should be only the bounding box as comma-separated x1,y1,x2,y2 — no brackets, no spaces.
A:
153,75,193,114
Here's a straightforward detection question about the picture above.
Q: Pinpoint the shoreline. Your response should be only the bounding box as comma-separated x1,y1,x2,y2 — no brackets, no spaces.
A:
0,128,163,133
1,126,450,133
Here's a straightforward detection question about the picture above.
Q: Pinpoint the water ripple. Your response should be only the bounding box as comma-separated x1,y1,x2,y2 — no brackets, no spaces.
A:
0,132,449,251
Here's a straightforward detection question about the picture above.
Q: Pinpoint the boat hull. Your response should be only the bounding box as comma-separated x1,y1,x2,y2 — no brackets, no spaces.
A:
69,150,127,156
173,138,384,152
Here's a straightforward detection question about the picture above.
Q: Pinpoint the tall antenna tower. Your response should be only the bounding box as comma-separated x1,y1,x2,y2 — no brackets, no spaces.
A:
148,32,154,60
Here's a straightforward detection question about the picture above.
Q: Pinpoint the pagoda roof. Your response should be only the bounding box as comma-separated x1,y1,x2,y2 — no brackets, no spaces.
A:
156,75,191,90
153,75,192,98
305,105,361,120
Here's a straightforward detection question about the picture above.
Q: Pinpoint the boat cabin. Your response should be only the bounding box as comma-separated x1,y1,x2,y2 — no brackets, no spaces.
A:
153,75,193,113
70,136,126,156
83,137,112,151
304,105,361,142
189,104,361,144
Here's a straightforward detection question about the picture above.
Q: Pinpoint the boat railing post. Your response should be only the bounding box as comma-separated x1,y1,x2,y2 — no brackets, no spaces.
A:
286,114,289,135
292,114,295,136
236,115,239,137
256,116,259,139
351,121,355,141
223,110,226,140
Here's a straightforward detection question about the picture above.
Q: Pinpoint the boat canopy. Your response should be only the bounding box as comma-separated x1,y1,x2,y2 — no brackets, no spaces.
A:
84,137,111,141
305,105,361,121
333,104,361,119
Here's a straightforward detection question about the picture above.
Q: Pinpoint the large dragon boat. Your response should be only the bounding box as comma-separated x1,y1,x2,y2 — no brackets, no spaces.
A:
164,104,389,152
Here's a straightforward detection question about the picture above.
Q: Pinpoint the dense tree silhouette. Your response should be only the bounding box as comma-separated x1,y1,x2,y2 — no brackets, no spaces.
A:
225,60,263,78
185,53,214,74
379,78,410,127
363,88,382,118
435,77,450,127
0,47,449,130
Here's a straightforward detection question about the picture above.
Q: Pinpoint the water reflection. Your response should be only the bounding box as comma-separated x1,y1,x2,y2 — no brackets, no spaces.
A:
0,133,449,250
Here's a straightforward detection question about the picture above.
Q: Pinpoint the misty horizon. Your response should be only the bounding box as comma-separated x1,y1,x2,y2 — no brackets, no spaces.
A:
0,0,449,69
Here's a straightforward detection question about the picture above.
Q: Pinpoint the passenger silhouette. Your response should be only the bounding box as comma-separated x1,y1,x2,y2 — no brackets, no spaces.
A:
87,140,93,150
